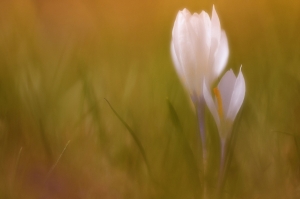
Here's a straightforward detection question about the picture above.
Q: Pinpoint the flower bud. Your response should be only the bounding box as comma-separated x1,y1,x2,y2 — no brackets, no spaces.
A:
203,67,246,139
171,6,229,103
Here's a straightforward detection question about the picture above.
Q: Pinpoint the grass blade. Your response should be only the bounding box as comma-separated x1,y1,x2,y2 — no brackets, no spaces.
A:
104,98,151,175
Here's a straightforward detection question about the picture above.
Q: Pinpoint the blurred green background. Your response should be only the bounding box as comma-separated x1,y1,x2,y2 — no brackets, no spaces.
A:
0,0,300,198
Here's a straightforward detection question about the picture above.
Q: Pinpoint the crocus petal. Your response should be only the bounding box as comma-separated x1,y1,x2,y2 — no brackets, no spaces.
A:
211,5,221,43
213,31,229,78
172,10,196,94
210,5,221,53
206,7,224,86
189,13,210,61
203,80,220,127
226,67,246,121
172,9,192,69
218,69,236,115
189,13,210,97
199,11,211,48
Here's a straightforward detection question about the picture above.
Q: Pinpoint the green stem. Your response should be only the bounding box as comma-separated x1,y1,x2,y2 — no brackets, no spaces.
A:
196,97,207,163
196,96,208,198
218,128,232,198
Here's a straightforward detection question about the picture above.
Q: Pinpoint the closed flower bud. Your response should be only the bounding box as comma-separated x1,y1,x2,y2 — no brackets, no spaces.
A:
171,5,229,103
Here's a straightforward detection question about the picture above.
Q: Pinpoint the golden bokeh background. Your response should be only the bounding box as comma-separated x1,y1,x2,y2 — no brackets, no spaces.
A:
0,0,300,198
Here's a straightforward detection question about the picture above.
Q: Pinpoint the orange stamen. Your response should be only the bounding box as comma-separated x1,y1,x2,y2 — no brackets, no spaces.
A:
213,87,223,119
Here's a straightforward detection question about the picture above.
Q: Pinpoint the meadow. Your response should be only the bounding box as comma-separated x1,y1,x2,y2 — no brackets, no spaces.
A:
0,0,300,198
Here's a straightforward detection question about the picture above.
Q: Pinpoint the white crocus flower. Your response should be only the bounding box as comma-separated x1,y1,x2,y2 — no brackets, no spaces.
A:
203,67,246,141
204,67,245,191
171,6,229,172
171,5,229,103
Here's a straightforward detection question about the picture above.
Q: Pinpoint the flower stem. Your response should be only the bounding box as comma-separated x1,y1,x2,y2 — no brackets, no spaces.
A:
196,97,208,198
218,137,229,197
196,97,207,163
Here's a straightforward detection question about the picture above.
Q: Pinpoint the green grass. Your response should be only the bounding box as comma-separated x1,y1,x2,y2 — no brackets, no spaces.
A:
0,0,300,198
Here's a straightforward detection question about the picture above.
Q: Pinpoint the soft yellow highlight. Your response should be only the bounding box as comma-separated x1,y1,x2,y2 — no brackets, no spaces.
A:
213,87,223,119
